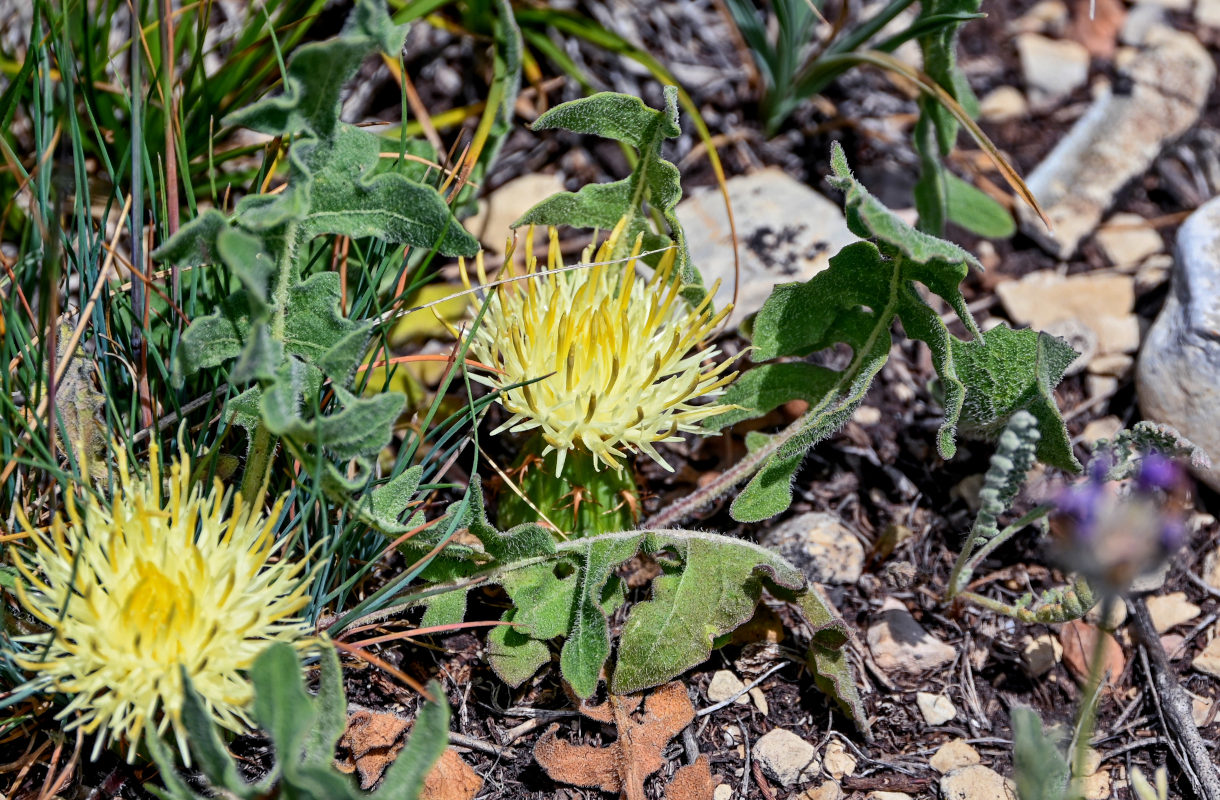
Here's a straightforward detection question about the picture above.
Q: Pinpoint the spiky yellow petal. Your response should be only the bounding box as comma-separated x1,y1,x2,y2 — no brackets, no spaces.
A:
10,445,316,764
465,221,737,472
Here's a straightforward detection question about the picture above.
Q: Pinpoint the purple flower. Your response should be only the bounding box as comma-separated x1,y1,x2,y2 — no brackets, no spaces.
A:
1136,453,1181,492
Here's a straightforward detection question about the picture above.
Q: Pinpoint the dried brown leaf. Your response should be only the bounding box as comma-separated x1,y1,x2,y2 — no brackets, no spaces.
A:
534,681,697,800
421,748,484,800
666,755,716,800
338,710,410,789
1060,619,1125,686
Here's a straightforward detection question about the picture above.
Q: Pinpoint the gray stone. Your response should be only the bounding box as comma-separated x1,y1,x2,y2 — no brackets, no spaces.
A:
1016,34,1089,105
1095,212,1163,269
760,512,865,585
707,670,749,705
867,598,956,675
754,728,820,787
675,168,856,330
930,740,982,774
979,86,1028,122
1137,194,1220,491
1199,0,1220,27
1017,29,1213,258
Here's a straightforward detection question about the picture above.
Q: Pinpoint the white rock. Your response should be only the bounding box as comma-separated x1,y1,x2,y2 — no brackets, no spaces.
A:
714,783,734,800
760,512,865,585
867,598,956,676
1016,34,1089,105
1198,0,1220,27
822,740,857,779
940,765,1017,800
675,169,857,330
1192,693,1215,727
979,86,1028,122
1120,3,1166,45
917,692,958,725
1137,194,1220,491
1022,634,1064,677
1008,1,1070,35
754,728,821,788
1139,0,1189,10
707,670,749,705
931,740,982,774
1135,254,1173,293
467,173,567,252
1095,213,1163,269
1146,592,1201,633
1191,635,1220,678
1086,597,1127,629
996,271,1137,355
1017,30,1214,258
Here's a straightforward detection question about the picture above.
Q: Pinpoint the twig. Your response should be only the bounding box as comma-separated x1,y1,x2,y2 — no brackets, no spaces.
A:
449,731,513,759
1130,596,1220,800
696,661,788,717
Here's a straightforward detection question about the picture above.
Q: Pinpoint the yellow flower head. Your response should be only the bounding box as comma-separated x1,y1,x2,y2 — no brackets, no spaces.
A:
462,219,737,473
11,446,316,763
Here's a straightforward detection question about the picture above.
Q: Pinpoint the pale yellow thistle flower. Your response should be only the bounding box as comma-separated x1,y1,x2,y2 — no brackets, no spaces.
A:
10,445,317,763
460,218,738,474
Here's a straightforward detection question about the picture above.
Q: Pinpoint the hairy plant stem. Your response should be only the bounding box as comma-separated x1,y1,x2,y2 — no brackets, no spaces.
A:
945,504,1052,602
239,224,301,508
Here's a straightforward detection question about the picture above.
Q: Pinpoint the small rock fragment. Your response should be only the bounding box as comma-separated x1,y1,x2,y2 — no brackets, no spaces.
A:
1095,213,1163,269
754,728,821,788
707,670,749,705
1191,693,1216,726
1137,194,1220,491
467,173,566,252
1017,29,1213,257
1016,34,1089,104
1146,592,1201,633
760,512,866,585
714,784,734,800
867,598,956,676
822,740,857,780
1081,416,1123,446
676,169,856,329
1086,354,1133,378
996,271,1137,355
1008,0,1070,34
1205,548,1220,591
916,692,958,726
1085,598,1127,629
748,687,769,715
940,764,1017,800
930,739,982,774
1022,634,1064,677
867,793,913,800
1197,0,1220,24
1080,770,1111,800
1120,3,1165,45
1191,635,1220,678
979,86,1028,122
802,782,844,800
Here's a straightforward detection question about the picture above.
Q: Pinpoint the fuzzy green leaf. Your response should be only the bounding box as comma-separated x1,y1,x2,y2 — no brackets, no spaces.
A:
301,645,349,771
612,531,804,694
516,88,703,304
487,608,553,687
951,325,1081,471
1011,707,1072,800
299,128,477,256
560,534,647,698
224,1,406,139
251,644,317,769
152,209,228,267
174,292,252,383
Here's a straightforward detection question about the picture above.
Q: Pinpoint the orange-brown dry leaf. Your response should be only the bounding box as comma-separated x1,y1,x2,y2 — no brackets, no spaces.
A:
421,748,483,800
338,710,410,789
666,755,716,800
534,681,696,800
1068,0,1125,58
1061,619,1125,686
